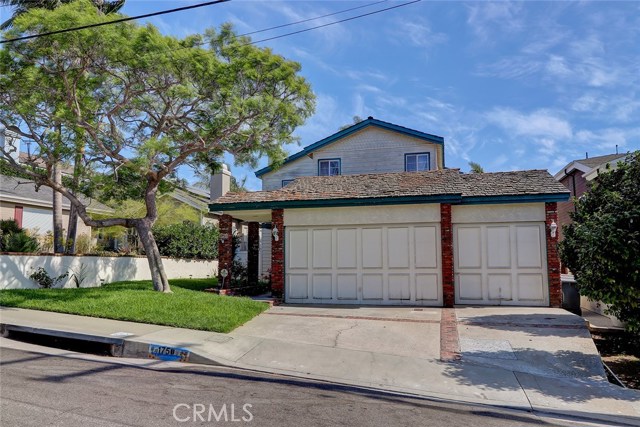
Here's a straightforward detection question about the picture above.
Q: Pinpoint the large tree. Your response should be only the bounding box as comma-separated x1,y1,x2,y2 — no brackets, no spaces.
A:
0,0,315,292
1,0,126,254
559,151,640,333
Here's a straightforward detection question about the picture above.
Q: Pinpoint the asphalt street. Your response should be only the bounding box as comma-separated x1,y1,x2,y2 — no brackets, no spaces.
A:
0,339,590,427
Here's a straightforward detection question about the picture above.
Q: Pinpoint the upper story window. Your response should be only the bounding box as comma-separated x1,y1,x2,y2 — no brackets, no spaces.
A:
282,179,295,187
405,153,430,172
318,159,341,176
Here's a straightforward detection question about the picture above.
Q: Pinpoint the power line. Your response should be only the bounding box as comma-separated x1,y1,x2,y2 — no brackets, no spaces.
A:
1,0,421,96
247,0,420,46
0,0,231,44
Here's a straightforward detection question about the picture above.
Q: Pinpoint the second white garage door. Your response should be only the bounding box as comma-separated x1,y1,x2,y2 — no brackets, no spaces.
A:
285,224,442,305
453,223,548,306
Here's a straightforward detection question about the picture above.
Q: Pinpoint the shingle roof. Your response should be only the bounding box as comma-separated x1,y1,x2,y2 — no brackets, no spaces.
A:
211,169,569,208
576,153,626,169
460,170,570,197
0,174,113,213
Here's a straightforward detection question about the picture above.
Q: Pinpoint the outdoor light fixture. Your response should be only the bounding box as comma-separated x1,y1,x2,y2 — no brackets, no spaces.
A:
272,226,279,241
549,220,558,238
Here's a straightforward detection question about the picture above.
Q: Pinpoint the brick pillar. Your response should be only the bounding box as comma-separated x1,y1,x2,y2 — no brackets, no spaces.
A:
545,202,562,307
247,222,260,285
271,209,284,298
217,214,234,287
440,203,455,307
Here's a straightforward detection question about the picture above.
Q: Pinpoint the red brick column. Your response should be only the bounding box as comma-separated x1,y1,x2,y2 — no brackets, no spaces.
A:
545,202,562,307
440,204,455,307
217,214,234,288
271,209,284,298
247,222,260,285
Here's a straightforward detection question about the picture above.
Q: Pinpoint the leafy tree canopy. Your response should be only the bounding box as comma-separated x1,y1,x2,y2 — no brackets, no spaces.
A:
559,151,640,333
0,0,315,291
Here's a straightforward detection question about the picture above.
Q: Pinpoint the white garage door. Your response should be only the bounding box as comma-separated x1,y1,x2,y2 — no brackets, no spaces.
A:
22,207,54,233
453,223,548,306
285,224,442,305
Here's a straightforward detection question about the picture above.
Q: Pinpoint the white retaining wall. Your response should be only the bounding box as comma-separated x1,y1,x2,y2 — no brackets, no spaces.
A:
0,254,218,289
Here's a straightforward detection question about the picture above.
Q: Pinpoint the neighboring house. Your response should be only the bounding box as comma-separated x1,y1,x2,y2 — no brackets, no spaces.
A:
256,117,445,190
211,118,570,308
0,173,113,240
554,152,629,326
554,153,628,241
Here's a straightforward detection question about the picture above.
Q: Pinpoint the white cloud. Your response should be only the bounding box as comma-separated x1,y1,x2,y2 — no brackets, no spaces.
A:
575,128,640,150
389,18,447,50
466,1,524,42
485,108,573,140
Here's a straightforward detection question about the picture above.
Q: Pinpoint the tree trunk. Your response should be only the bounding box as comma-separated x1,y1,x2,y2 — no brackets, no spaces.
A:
65,203,78,254
136,219,171,293
52,162,65,253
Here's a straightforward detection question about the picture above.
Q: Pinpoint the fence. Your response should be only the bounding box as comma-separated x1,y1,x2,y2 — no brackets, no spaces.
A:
0,253,218,289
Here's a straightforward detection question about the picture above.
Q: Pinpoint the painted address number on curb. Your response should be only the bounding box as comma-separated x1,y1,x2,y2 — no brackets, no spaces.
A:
148,344,190,362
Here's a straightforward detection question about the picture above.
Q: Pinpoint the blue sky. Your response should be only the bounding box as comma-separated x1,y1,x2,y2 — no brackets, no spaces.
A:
17,1,640,190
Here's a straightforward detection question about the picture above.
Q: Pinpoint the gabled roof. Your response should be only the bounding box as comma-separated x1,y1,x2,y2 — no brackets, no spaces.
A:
554,153,627,181
254,117,445,177
210,169,569,211
0,174,113,213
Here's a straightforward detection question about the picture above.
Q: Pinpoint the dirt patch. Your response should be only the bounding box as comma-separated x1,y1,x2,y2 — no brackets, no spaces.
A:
591,332,640,389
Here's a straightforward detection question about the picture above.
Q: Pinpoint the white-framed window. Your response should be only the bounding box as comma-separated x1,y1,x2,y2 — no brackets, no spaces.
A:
405,152,430,172
282,179,295,187
318,159,341,176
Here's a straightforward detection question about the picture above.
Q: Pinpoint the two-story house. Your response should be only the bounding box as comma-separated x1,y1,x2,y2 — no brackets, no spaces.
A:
210,117,569,308
256,117,445,189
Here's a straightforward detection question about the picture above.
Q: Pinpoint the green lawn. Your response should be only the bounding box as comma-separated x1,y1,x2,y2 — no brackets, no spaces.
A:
0,279,269,333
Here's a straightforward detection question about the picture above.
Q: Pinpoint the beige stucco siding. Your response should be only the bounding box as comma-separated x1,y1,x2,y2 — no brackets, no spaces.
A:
284,204,441,227
262,127,443,190
451,203,545,224
0,200,92,237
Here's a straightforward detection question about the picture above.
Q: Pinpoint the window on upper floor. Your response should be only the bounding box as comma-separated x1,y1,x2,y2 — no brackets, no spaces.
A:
405,153,430,172
318,159,341,176
282,179,295,187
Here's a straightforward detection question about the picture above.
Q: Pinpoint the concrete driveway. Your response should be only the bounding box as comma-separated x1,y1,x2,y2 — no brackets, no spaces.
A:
232,305,442,360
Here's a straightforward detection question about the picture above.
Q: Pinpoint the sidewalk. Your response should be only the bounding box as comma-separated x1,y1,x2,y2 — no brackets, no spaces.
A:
1,306,639,426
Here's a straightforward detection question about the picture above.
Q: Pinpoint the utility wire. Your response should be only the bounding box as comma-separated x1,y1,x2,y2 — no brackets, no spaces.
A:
1,0,421,95
0,0,231,44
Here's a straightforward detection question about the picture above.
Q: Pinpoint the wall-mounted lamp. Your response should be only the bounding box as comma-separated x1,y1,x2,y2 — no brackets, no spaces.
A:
549,220,558,238
220,233,228,243
272,226,279,242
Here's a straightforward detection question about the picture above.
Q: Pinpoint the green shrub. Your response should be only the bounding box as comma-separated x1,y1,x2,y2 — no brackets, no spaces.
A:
29,267,68,289
0,219,40,253
153,222,219,260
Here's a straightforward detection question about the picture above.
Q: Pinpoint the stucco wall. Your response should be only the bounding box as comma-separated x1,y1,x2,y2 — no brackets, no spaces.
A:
451,203,545,224
284,204,441,226
0,200,92,237
261,127,443,190
0,254,218,289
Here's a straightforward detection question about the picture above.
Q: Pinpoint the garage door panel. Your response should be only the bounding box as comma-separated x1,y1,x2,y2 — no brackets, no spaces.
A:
312,229,332,268
518,274,544,301
516,226,542,268
289,230,308,269
388,274,410,300
415,226,438,268
362,228,383,268
458,274,483,300
362,274,383,300
487,226,511,268
488,274,512,301
454,222,547,306
388,228,410,268
312,274,332,299
286,224,441,306
457,227,482,268
337,274,357,300
288,274,308,299
337,229,357,268
416,274,439,301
